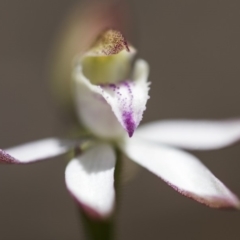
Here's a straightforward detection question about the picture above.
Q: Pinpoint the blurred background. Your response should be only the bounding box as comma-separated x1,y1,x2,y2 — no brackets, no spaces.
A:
0,0,240,239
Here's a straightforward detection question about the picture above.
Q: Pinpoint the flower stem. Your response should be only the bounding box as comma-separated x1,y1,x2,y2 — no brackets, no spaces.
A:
80,210,114,240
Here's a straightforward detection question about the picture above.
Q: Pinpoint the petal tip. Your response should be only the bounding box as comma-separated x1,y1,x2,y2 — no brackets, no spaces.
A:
168,180,240,210
0,149,19,164
232,197,240,210
68,190,114,220
80,202,114,220
216,197,240,210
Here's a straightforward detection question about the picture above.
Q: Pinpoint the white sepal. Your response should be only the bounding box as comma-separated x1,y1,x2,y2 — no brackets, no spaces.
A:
1,138,75,164
65,143,116,219
120,137,240,209
135,119,240,150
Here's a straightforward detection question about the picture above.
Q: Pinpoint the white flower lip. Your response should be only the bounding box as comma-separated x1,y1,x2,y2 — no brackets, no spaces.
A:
74,58,150,139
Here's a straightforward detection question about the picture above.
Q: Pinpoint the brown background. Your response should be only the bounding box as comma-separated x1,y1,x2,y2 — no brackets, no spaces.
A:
0,0,240,239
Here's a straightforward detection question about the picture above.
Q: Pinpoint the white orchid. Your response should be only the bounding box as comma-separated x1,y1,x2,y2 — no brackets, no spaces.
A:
1,29,240,222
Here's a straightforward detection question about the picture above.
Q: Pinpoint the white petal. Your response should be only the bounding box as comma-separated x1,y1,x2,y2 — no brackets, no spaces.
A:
135,119,240,150
65,143,116,218
1,138,75,163
74,59,150,139
120,138,240,209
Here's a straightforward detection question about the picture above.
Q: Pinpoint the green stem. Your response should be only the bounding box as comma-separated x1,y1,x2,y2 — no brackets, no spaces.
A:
78,147,122,240
80,210,114,240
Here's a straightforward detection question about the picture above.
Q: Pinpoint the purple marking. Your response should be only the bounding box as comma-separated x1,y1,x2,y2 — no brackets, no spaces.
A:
122,111,136,137
108,84,117,90
0,149,19,164
101,80,138,137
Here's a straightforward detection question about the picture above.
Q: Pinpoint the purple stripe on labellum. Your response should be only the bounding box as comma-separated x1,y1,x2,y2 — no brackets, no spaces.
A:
99,79,145,137
0,149,19,164
122,111,135,137
121,81,135,137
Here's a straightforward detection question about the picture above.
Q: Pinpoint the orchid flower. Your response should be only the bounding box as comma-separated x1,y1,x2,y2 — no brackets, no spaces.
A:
1,29,240,224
